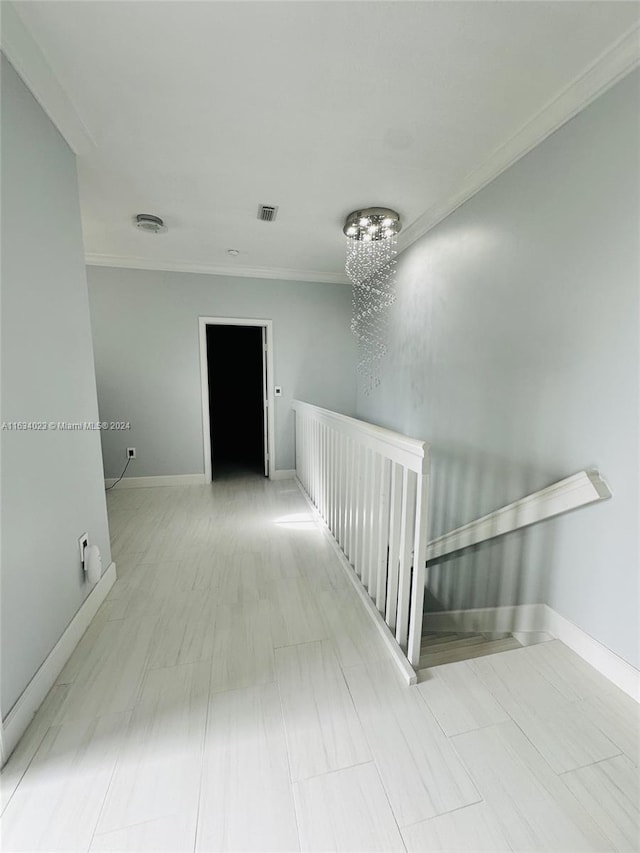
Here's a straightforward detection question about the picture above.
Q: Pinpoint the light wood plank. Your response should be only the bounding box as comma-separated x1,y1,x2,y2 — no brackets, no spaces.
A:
54,616,157,723
318,587,391,669
579,686,640,766
1,712,130,852
209,599,275,693
344,658,480,827
267,577,329,648
55,603,113,684
147,589,217,669
196,683,299,852
417,659,510,736
212,549,262,607
293,762,405,853
523,639,614,701
471,648,622,773
96,661,210,835
91,813,196,853
402,802,512,853
453,720,612,851
275,640,370,781
561,754,640,851
0,684,70,814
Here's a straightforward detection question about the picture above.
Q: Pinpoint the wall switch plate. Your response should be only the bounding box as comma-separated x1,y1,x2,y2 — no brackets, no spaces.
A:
274,386,282,397
79,533,89,567
127,447,136,459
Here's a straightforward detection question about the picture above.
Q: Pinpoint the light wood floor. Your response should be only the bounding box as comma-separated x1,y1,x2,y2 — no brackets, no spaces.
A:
1,475,638,852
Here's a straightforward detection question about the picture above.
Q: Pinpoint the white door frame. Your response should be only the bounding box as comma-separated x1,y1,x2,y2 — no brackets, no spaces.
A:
198,316,276,482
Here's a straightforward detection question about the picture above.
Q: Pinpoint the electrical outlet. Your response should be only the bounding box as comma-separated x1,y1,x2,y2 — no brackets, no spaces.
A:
79,532,89,567
127,447,136,459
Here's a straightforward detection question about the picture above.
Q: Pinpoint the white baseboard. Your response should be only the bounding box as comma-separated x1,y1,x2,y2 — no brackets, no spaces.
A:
542,605,639,703
270,469,296,481
104,474,206,489
294,478,417,686
0,562,117,765
424,602,639,702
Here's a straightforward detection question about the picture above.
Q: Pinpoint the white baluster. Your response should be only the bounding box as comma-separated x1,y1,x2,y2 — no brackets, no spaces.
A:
396,469,417,650
385,463,403,630
407,471,429,666
291,400,430,675
360,448,373,590
375,457,391,614
345,437,354,563
367,453,382,598
353,444,365,578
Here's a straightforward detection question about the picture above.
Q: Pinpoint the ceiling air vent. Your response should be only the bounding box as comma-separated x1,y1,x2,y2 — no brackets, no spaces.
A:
257,204,278,222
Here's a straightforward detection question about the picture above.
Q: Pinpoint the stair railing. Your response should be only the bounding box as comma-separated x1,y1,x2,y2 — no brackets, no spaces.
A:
293,400,430,667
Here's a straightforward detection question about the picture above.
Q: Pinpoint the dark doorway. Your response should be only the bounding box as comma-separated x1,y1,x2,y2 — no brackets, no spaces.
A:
206,324,266,479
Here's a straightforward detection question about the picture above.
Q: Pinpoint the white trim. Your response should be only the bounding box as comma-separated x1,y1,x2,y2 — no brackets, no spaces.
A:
6,0,637,272
86,255,349,286
104,474,206,489
292,400,429,475
270,469,296,481
199,317,276,483
423,603,639,703
294,477,417,686
543,605,640,703
1,562,117,765
261,327,270,477
427,470,611,561
398,24,640,254
0,2,96,154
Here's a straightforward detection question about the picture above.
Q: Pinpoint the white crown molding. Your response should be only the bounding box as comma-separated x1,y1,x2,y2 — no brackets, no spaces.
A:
0,1,95,155
398,23,640,253
5,0,638,274
85,253,350,285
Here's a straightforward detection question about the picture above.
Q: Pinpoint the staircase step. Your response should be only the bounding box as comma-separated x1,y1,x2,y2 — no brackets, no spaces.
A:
420,633,486,653
421,631,480,645
418,635,522,669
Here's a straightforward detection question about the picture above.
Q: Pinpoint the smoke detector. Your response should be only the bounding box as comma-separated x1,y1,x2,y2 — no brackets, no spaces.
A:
135,213,166,234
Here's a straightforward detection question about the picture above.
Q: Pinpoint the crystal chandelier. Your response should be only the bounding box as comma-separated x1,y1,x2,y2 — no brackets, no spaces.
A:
343,207,401,394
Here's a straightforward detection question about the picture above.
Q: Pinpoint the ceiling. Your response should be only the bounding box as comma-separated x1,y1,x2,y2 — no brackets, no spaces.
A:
5,1,640,283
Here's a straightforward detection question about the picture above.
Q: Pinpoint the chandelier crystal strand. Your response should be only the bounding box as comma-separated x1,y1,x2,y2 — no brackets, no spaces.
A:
343,208,400,395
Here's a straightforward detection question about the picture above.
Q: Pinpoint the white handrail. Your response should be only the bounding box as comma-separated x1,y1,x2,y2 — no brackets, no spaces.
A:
293,400,430,669
427,469,612,561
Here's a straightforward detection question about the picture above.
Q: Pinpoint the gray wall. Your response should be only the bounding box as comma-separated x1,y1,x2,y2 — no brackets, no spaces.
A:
357,72,639,668
1,56,112,718
87,267,356,477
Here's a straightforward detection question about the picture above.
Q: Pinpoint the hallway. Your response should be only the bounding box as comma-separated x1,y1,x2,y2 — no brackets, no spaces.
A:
1,477,638,851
